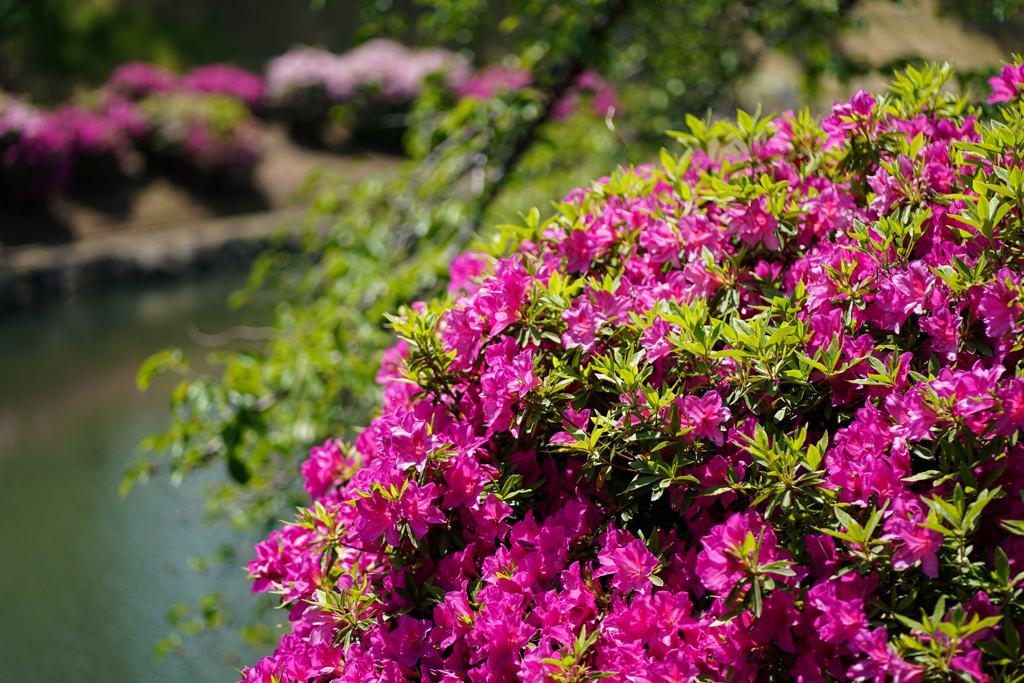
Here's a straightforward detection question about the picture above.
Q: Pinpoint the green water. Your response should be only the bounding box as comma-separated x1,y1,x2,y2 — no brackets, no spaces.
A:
0,276,270,683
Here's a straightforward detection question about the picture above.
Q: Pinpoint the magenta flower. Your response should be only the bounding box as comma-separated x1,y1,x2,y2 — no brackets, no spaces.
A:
748,590,800,652
674,391,731,446
182,63,266,109
301,438,354,500
847,628,896,683
994,378,1024,436
989,63,1024,103
919,307,962,361
432,585,475,648
355,488,398,546
729,198,780,251
874,261,942,332
809,586,869,645
390,416,440,472
448,252,489,295
508,346,541,397
887,513,943,578
550,407,591,444
470,494,513,541
977,269,1023,338
641,316,679,362
560,228,596,273
397,481,446,539
638,217,682,266
442,453,488,508
108,61,179,99
458,65,531,99
594,537,661,593
802,185,853,238
951,649,988,683
561,298,603,353
696,510,783,594
384,615,433,667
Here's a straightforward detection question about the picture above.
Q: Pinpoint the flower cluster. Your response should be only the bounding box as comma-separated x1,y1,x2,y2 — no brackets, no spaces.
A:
108,60,267,108
0,60,266,199
181,64,266,110
238,62,1024,683
0,92,74,199
265,40,471,117
102,61,265,180
139,92,261,181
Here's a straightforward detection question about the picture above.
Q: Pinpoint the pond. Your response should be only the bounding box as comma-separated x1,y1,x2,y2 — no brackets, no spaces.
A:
0,275,272,683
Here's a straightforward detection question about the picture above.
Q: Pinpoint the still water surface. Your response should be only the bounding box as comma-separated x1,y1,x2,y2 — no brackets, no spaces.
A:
0,276,270,683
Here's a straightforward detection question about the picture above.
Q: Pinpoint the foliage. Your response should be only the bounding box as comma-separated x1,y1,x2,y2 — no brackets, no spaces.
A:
231,63,1024,682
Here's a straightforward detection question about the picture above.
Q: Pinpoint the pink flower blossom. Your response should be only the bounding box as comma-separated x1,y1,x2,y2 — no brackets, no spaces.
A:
355,488,398,546
594,537,661,593
989,63,1024,103
887,513,943,578
561,298,603,353
398,481,446,539
640,316,679,362
919,307,962,361
978,269,1023,338
673,392,731,446
696,510,784,594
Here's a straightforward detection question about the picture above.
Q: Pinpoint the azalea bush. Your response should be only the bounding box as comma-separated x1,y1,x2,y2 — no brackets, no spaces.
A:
0,90,73,199
264,40,471,147
0,60,266,200
235,62,1024,683
139,91,262,184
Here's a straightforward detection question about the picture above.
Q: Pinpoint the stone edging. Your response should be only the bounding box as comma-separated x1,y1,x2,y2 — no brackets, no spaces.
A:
0,206,307,313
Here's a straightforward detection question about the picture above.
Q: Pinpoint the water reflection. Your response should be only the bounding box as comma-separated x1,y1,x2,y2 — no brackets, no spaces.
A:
0,276,269,683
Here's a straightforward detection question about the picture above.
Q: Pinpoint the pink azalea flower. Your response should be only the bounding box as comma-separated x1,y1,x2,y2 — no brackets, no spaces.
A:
470,494,513,541
640,316,680,362
950,649,988,683
355,488,399,546
673,391,731,446
637,216,682,266
384,614,433,667
802,185,854,238
729,198,780,251
994,378,1024,436
847,628,895,683
887,513,943,578
442,453,489,509
696,510,784,594
919,307,962,361
978,269,1023,338
989,63,1024,103
398,481,446,539
301,438,355,500
748,590,800,652
560,228,596,272
594,537,661,593
561,298,603,353
389,416,440,472
432,585,475,648
448,252,490,295
550,407,591,444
